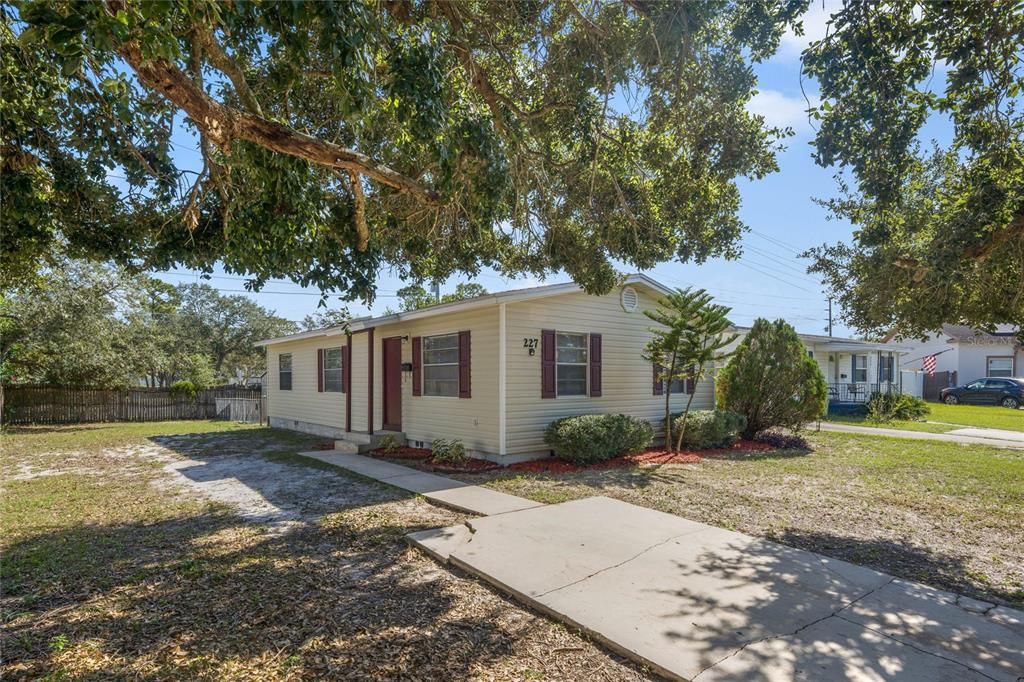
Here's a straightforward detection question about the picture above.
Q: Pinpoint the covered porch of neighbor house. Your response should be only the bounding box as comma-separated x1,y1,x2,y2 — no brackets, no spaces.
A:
801,336,912,406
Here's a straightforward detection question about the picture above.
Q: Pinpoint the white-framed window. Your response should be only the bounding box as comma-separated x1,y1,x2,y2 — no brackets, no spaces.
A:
852,354,868,383
423,333,459,397
279,353,293,391
556,332,588,396
323,347,344,392
669,377,686,394
988,357,1014,378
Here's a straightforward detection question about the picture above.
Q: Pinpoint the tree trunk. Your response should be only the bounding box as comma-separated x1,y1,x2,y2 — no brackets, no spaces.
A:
675,386,699,452
664,354,677,452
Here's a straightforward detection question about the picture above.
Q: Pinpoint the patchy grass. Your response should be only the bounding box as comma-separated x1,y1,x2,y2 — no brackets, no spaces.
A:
829,402,1024,433
827,415,956,433
2,421,648,681
458,430,1024,608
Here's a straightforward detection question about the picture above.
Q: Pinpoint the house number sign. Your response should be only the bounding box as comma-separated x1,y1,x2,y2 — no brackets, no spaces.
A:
523,338,538,356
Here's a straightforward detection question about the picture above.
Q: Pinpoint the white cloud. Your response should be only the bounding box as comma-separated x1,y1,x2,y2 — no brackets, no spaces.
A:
747,89,819,133
777,0,841,59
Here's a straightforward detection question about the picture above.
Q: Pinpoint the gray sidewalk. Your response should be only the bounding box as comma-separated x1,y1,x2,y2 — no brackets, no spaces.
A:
412,497,1024,682
296,451,543,515
817,421,1024,448
299,450,1024,681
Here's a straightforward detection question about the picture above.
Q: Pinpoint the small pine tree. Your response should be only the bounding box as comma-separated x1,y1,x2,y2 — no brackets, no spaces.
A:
644,288,737,452
716,318,828,438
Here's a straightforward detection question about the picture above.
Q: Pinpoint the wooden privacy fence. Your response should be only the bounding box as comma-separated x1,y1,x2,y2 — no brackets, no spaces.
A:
923,371,957,402
2,386,263,425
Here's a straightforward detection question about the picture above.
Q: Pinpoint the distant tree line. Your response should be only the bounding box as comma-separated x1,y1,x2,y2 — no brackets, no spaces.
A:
0,260,295,389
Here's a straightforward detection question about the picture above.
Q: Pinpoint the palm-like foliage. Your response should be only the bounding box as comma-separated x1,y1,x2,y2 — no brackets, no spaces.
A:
643,288,737,452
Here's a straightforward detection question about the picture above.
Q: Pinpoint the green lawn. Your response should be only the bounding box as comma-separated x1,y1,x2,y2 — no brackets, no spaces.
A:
459,430,1024,608
828,401,1024,433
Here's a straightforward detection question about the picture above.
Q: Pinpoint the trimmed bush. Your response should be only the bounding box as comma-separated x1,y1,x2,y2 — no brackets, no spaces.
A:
169,380,198,400
866,392,930,423
430,438,467,464
671,409,746,449
544,414,654,464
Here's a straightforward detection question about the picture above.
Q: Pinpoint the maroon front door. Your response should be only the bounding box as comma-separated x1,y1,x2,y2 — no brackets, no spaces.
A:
382,336,402,431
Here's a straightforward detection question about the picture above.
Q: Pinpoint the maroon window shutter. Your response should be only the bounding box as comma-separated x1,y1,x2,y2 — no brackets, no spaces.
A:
685,365,696,394
411,336,422,396
653,363,664,395
589,333,602,397
458,330,471,399
541,329,556,398
317,349,324,392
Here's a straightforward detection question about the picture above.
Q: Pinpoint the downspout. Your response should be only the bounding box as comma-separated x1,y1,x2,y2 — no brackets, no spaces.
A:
498,302,507,457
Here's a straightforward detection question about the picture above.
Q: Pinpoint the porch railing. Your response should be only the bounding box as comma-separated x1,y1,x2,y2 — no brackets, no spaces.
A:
827,381,901,403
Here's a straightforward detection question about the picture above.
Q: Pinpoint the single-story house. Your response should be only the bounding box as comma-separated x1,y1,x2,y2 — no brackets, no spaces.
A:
896,325,1022,394
256,275,714,464
724,328,913,404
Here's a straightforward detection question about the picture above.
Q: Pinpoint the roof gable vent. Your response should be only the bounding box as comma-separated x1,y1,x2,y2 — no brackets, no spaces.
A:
620,285,639,312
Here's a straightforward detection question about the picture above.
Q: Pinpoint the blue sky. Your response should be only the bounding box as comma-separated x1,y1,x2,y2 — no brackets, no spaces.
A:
148,2,949,338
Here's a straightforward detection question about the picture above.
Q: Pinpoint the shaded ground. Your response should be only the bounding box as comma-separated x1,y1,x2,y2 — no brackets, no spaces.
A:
456,429,1024,609
1,422,650,680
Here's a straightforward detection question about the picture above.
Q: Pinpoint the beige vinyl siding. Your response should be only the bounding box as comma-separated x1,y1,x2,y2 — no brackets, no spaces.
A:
369,306,501,455
349,332,369,431
266,335,347,431
504,287,714,457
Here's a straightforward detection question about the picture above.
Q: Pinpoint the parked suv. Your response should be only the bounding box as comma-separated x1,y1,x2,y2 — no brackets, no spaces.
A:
940,377,1024,408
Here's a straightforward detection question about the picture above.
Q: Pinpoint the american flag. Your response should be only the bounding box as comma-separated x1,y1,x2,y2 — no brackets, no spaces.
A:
922,354,937,375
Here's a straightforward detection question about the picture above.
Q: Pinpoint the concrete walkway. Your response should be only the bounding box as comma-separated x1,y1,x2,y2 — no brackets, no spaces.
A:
817,421,1024,449
296,451,543,516
412,497,1024,682
301,450,1024,680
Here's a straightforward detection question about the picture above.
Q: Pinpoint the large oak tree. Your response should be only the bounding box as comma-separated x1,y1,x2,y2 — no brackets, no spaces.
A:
803,0,1023,339
2,0,804,300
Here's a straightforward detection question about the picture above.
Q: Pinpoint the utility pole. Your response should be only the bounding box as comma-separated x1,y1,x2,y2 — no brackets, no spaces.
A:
824,297,833,337
432,281,441,303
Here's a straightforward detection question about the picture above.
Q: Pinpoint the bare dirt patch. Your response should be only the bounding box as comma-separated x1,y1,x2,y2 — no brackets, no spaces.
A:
2,423,652,680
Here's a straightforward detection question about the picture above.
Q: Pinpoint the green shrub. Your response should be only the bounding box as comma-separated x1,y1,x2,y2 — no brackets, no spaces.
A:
376,434,400,454
430,438,467,465
544,414,654,464
169,380,198,400
717,318,828,438
866,392,930,423
671,409,746,449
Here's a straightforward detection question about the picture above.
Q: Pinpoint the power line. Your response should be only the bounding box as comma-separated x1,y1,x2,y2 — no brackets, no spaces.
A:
734,261,820,294
749,229,805,254
742,243,815,279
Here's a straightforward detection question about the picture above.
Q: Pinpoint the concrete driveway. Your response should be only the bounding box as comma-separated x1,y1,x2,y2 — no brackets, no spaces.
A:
413,497,1024,681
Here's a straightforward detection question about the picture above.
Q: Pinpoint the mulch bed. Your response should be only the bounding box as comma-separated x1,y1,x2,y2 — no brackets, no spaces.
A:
509,439,774,474
369,446,502,473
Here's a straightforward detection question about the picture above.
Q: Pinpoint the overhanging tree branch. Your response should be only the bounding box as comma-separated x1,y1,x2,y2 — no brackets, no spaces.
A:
119,43,440,206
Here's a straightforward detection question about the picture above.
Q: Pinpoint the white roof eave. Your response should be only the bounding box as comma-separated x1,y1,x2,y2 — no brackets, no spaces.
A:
258,273,673,346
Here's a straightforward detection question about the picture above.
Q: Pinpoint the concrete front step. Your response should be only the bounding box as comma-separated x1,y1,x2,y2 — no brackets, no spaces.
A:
334,431,405,453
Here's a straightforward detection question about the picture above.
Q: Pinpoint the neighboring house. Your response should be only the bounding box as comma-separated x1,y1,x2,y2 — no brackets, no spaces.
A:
726,329,913,404
898,325,1023,387
256,275,713,465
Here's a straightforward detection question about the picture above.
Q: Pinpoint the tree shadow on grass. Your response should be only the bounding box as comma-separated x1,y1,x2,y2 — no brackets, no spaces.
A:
1,507,560,679
766,527,1023,609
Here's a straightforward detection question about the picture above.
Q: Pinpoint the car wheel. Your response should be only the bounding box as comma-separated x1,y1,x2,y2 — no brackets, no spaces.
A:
1001,397,1021,409
944,395,959,405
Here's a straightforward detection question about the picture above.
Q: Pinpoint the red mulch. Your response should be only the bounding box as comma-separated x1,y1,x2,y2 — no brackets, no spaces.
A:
368,446,502,473
508,439,773,474
312,441,337,451
372,446,433,460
